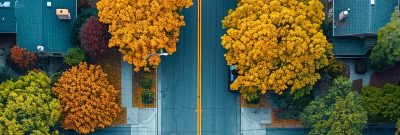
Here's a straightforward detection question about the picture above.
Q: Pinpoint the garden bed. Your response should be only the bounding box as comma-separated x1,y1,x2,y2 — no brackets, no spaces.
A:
92,48,126,125
241,94,303,128
132,70,157,108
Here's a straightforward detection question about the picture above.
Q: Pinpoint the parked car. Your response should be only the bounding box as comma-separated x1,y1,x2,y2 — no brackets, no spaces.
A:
228,65,239,93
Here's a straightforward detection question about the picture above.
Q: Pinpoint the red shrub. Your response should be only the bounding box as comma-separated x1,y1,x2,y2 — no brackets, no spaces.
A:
79,16,108,59
10,46,37,69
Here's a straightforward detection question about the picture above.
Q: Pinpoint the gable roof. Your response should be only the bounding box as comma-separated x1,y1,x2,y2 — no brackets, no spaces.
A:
333,0,398,36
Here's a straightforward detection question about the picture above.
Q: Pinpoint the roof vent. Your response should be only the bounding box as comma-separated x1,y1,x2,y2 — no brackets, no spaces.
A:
371,0,375,6
339,10,349,21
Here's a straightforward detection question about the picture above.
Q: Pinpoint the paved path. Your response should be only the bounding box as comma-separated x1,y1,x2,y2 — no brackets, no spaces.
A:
121,61,133,108
121,61,158,135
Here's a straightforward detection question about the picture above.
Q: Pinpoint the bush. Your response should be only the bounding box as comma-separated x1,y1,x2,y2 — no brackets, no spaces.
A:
361,84,400,121
0,66,16,82
142,90,154,105
355,60,368,74
64,48,86,66
322,18,333,43
50,72,63,85
80,16,109,59
10,46,37,69
272,90,313,119
141,78,152,90
71,8,98,46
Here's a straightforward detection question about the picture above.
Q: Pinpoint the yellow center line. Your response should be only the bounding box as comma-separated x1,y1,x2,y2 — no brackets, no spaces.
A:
197,0,202,134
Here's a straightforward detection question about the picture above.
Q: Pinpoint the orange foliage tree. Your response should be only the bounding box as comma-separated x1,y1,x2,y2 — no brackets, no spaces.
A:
52,62,121,134
97,0,193,71
10,46,37,69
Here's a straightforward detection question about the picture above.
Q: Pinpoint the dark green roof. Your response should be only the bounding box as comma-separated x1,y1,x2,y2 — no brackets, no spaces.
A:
1,0,76,53
333,0,398,36
0,0,16,33
333,37,365,56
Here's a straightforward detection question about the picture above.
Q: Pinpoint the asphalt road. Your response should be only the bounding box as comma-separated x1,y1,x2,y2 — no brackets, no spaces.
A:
201,0,239,135
158,0,198,134
159,0,239,134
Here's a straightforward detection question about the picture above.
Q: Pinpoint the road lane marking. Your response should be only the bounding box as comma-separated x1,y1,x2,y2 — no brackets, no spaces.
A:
197,0,202,134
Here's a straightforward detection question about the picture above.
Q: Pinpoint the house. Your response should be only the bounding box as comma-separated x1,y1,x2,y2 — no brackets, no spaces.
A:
0,0,77,55
332,0,398,58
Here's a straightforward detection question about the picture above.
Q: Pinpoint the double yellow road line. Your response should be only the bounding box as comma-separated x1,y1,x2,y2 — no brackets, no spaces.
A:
196,0,202,134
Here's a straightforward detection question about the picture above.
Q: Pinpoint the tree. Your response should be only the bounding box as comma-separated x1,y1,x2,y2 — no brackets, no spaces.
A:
63,48,86,66
300,77,368,135
71,8,98,46
97,0,193,71
10,46,37,70
52,62,121,134
0,71,61,134
80,16,109,59
361,84,400,121
221,0,333,98
370,8,400,71
271,90,313,119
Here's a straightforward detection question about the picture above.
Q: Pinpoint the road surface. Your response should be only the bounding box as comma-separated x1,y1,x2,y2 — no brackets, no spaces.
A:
159,0,239,134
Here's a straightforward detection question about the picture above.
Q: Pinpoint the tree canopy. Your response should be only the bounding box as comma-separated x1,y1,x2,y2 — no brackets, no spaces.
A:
80,16,109,59
221,0,333,97
361,84,400,121
300,77,367,135
52,62,121,134
97,0,193,71
370,8,400,71
0,71,61,134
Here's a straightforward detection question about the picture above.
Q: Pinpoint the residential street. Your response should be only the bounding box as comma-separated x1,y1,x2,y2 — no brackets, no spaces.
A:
201,0,239,135
158,0,198,134
158,0,239,134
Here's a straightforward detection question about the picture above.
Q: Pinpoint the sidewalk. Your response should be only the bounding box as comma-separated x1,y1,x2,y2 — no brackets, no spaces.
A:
241,107,271,135
121,61,158,135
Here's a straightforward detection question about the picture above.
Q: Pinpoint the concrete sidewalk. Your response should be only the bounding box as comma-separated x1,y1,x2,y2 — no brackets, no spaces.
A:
241,107,271,135
121,61,158,135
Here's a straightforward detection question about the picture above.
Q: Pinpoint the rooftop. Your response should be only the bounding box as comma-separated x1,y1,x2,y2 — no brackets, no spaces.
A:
333,0,398,36
0,0,76,53
333,37,366,56
0,0,16,33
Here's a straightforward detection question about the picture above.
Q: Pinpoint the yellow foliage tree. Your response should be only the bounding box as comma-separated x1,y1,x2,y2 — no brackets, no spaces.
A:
97,0,193,71
222,0,333,98
52,62,121,134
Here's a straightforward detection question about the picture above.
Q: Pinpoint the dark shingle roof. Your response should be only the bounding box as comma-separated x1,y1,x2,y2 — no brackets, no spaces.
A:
0,0,76,53
333,37,365,56
0,0,16,33
15,0,76,53
333,0,398,36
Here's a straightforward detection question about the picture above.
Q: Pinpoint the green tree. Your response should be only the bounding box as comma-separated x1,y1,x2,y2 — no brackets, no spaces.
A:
63,48,86,66
301,76,367,135
361,84,400,121
0,71,61,134
370,7,400,71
